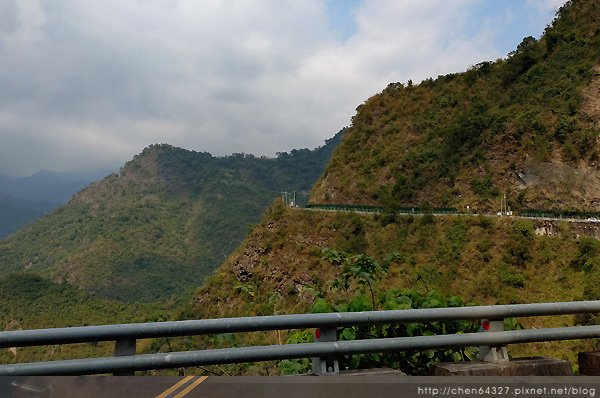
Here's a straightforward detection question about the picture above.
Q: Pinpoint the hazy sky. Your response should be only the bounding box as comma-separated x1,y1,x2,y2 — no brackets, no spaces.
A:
0,0,566,176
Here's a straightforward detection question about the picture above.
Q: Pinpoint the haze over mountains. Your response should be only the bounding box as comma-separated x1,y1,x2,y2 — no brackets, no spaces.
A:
0,170,108,203
0,170,107,238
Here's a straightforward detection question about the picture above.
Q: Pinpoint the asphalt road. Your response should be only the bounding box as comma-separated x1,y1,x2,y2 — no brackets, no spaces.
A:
2,376,416,398
5,376,600,398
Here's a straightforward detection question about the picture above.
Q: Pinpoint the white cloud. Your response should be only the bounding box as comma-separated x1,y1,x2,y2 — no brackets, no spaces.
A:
0,0,565,175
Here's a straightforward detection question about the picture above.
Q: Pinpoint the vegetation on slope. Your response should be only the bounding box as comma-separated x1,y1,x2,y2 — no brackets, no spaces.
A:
0,131,343,302
0,272,165,364
186,205,589,318
4,0,600,374
312,0,600,213
176,204,598,373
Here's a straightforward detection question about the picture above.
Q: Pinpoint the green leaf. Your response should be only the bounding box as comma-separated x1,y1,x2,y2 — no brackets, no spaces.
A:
340,327,357,341
447,296,463,307
451,352,463,362
312,298,333,314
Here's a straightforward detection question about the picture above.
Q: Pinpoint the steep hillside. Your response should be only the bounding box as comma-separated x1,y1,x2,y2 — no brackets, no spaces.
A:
175,205,599,373
312,0,600,213
0,132,342,302
185,204,594,316
4,0,599,373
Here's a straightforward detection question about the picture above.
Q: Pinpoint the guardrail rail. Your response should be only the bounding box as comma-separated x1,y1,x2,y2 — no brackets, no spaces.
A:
1,301,600,375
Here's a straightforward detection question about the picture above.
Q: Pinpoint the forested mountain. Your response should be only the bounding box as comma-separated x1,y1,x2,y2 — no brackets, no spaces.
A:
0,131,343,302
311,0,600,213
0,272,165,365
3,0,600,374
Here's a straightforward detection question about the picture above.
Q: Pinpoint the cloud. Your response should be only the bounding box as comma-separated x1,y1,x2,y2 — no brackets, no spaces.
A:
0,0,565,176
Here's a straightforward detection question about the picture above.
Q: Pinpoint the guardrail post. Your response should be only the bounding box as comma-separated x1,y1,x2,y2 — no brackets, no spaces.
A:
311,327,339,375
114,339,136,376
478,319,508,363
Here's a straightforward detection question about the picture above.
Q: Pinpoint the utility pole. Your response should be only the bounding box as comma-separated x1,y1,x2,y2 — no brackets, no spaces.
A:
500,192,507,217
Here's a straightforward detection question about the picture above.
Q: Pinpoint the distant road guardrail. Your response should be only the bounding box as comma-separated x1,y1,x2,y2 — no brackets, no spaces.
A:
303,204,457,215
303,204,600,221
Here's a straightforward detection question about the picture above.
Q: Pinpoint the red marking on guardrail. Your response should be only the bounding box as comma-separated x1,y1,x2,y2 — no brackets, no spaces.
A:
482,320,490,331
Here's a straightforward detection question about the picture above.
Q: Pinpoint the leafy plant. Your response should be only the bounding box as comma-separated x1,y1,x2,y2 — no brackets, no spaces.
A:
322,289,479,375
278,330,314,375
322,249,384,309
318,249,483,374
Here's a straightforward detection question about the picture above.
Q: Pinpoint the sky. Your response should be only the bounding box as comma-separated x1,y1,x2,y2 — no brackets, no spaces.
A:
0,0,567,176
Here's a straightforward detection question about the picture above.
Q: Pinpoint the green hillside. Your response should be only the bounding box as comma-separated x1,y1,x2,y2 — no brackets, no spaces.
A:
0,131,343,302
0,272,164,364
312,0,600,213
178,205,596,372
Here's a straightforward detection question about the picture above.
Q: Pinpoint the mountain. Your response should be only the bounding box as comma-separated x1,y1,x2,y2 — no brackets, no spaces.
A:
0,193,57,238
172,0,600,373
4,0,599,373
180,205,592,369
0,170,106,204
0,170,109,237
0,131,343,302
311,0,600,214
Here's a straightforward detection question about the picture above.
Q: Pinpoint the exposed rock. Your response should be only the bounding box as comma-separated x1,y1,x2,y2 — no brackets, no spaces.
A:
232,247,267,282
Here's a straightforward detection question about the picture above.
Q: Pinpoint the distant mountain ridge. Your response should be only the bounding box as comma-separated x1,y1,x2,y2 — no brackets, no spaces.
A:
0,169,108,204
4,0,600,372
0,170,110,237
0,193,57,238
0,130,344,302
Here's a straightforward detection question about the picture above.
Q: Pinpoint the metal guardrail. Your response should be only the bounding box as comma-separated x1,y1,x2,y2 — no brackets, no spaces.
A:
304,204,458,215
4,326,600,376
2,301,600,348
1,301,600,375
304,203,600,221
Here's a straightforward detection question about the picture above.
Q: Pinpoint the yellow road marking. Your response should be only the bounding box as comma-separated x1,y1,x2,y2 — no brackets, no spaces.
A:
172,376,208,398
154,376,195,398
